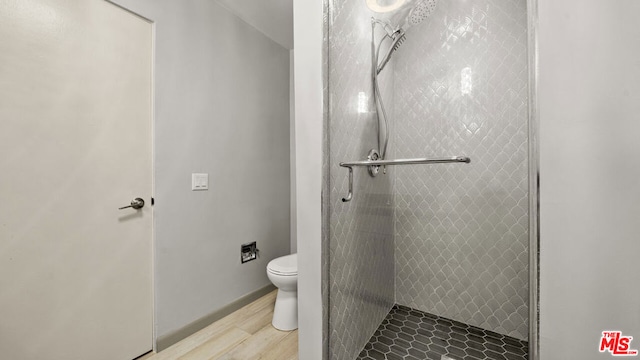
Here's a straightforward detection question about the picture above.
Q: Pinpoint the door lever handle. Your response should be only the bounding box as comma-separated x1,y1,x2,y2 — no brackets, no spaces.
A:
119,198,145,210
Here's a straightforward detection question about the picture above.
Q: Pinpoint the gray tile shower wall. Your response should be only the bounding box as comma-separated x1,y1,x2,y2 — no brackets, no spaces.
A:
327,0,396,359
392,0,529,340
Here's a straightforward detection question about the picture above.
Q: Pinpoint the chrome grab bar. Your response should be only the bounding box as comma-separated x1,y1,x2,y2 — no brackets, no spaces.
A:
339,156,471,202
340,156,470,167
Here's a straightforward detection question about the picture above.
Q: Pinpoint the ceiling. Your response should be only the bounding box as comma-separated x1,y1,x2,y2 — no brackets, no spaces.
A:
214,0,294,50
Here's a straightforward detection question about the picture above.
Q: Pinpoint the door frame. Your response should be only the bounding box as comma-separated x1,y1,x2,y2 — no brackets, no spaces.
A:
105,1,157,354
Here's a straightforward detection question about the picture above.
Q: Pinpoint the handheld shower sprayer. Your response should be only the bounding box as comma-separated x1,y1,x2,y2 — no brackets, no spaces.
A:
376,28,406,74
369,0,438,161
372,0,438,73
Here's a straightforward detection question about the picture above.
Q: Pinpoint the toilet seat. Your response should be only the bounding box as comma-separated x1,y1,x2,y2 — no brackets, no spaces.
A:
267,254,297,276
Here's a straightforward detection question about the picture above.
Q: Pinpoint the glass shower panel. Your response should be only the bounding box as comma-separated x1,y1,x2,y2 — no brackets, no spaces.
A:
392,0,529,339
325,1,396,359
324,0,530,359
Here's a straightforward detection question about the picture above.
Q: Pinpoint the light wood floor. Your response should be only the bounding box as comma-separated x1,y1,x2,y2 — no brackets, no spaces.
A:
140,290,298,360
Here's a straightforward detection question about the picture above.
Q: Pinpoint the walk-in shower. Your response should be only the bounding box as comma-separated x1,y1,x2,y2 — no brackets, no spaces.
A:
324,0,532,359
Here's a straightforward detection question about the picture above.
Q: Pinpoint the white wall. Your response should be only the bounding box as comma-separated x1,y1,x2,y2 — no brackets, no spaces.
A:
111,0,291,342
539,0,640,358
213,0,293,50
293,0,323,359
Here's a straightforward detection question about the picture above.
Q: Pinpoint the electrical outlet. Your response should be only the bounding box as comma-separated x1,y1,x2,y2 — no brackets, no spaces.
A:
241,242,258,263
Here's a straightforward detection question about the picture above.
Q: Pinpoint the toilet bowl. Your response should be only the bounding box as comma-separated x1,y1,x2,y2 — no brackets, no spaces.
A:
266,253,298,331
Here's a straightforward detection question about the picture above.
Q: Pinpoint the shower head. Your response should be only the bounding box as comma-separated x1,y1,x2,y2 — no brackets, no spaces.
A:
403,0,438,29
372,0,437,74
369,0,438,31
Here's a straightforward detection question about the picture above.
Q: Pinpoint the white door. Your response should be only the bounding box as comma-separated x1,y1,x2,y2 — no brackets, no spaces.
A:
0,1,153,359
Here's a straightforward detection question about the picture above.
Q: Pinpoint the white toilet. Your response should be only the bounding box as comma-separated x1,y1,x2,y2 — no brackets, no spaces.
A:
266,253,298,331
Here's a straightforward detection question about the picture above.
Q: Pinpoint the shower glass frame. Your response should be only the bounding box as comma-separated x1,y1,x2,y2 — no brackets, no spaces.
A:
527,0,540,358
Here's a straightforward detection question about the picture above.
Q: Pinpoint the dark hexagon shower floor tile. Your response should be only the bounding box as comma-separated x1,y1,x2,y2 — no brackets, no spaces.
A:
356,305,528,360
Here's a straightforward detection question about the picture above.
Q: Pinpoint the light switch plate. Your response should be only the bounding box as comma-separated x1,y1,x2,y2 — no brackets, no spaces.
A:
192,173,209,191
